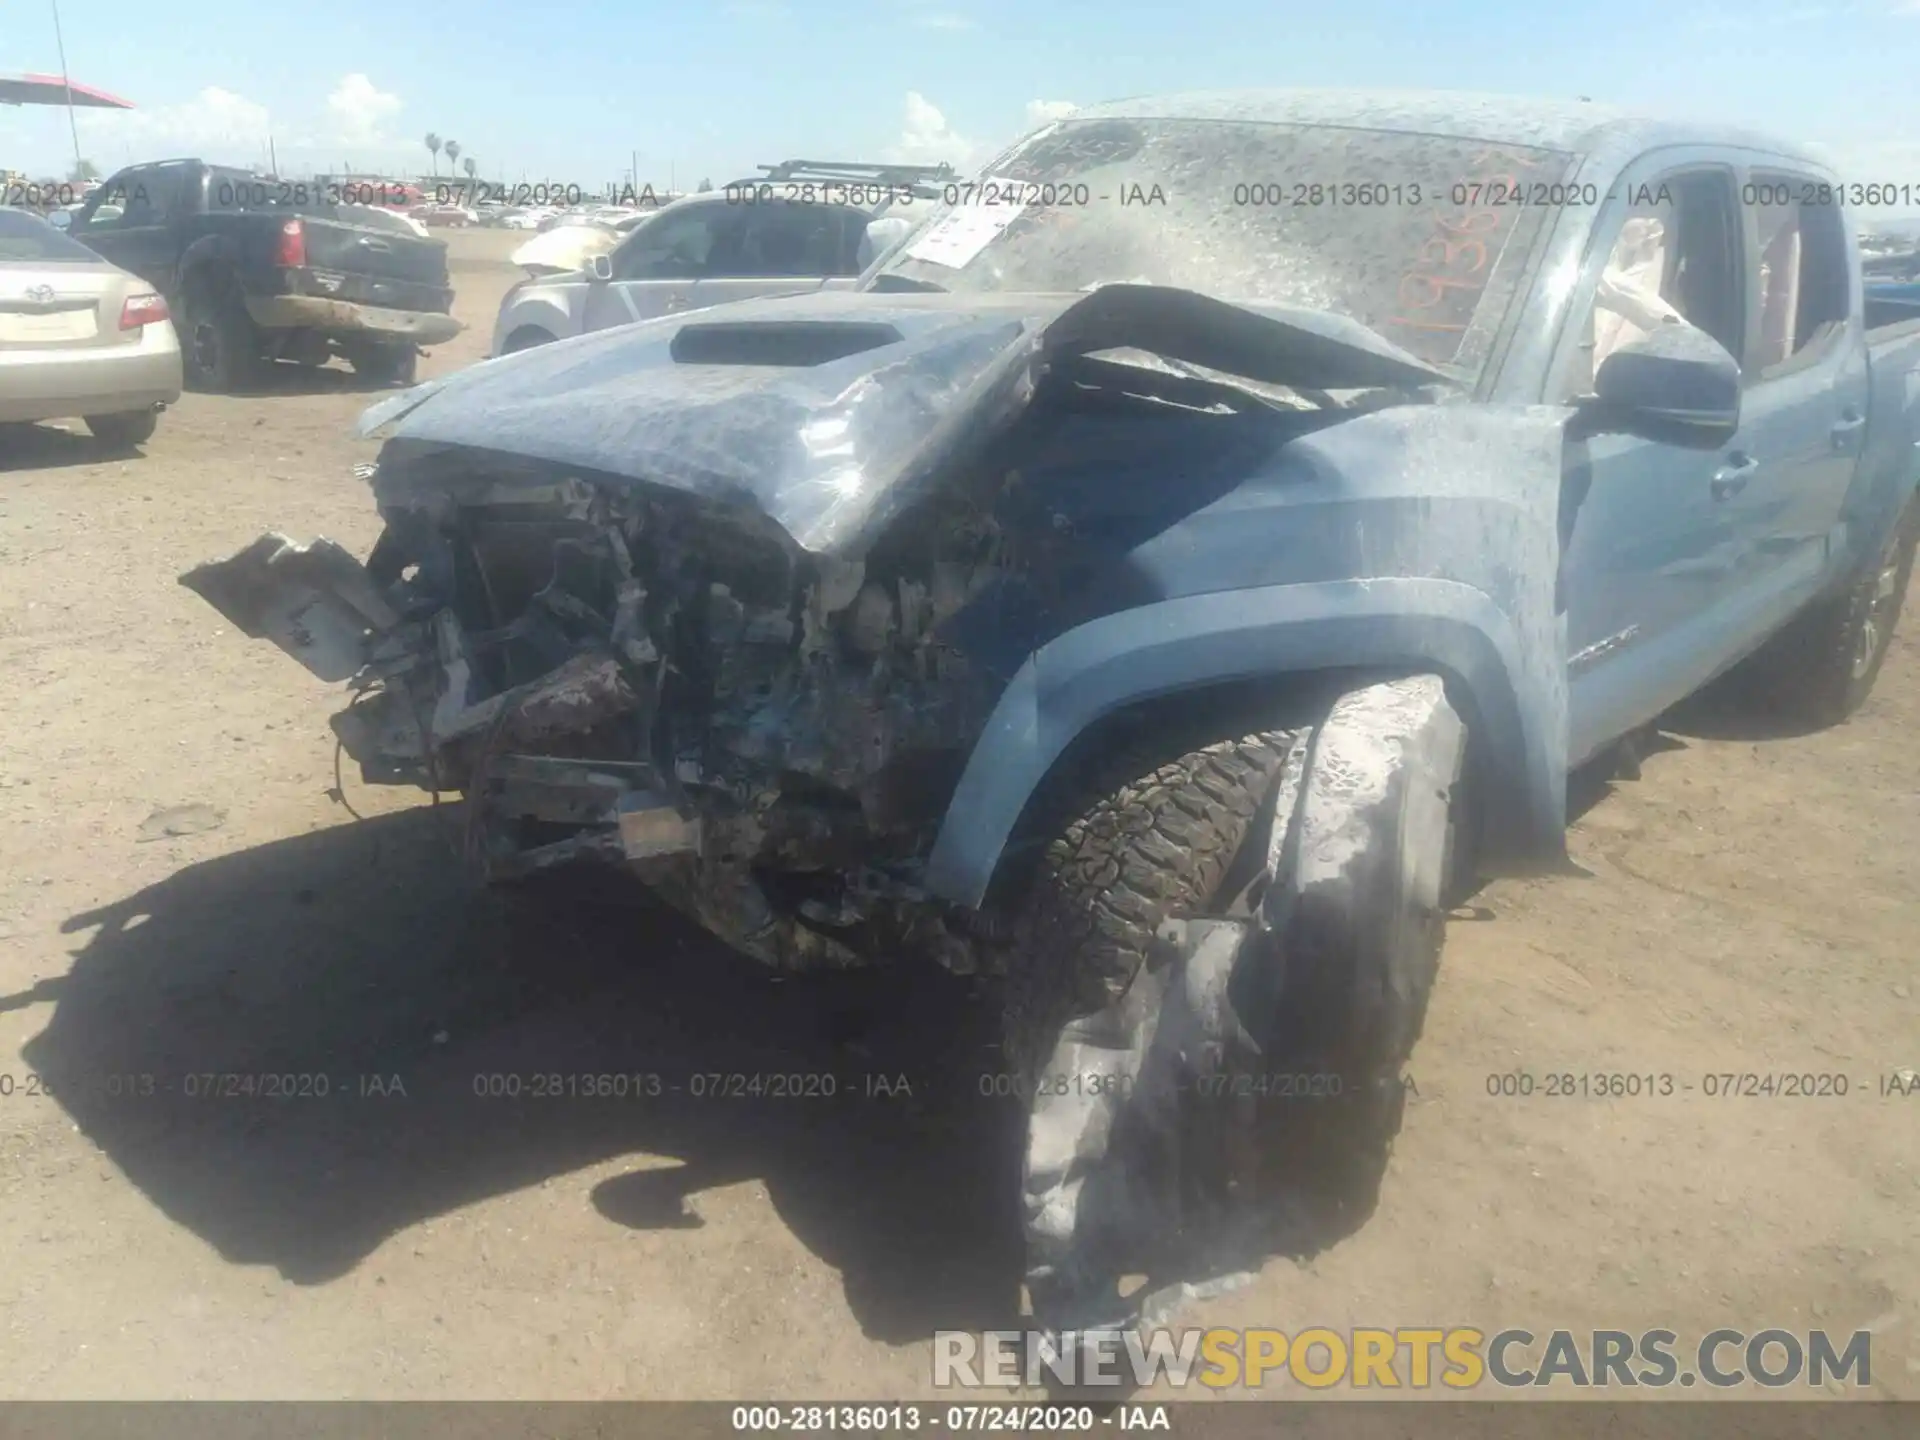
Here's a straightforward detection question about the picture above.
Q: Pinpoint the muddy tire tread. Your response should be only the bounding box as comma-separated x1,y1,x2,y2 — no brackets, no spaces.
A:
1003,729,1298,1079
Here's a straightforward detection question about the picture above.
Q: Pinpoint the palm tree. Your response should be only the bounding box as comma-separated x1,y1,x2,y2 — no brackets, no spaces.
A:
698,177,712,192
425,133,442,176
444,140,461,175
463,157,477,181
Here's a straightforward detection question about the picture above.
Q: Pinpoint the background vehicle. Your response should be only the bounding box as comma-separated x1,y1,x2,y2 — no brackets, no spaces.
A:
182,93,1920,1341
0,206,181,447
47,201,119,233
409,201,478,228
489,159,953,354
341,204,432,240
68,159,463,391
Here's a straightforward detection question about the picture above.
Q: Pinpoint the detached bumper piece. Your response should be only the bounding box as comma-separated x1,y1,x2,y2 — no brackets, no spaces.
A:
181,532,696,884
1021,675,1465,1354
180,534,399,683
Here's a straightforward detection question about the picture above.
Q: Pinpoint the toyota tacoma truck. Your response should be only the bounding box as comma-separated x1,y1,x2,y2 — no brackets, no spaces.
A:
180,92,1920,1343
70,160,463,391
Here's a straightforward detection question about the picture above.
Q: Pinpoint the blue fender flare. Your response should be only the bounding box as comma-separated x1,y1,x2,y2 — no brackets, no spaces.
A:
923,576,1569,909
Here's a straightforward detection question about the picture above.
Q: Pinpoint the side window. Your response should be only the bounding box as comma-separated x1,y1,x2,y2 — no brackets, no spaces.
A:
1747,172,1850,376
611,206,744,281
1560,168,1744,398
733,204,859,278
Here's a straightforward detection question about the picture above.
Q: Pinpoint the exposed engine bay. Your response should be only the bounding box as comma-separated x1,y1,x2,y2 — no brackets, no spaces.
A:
335,458,1013,973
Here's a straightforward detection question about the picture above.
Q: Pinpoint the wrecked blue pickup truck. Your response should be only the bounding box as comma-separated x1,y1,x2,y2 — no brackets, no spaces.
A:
182,92,1920,1340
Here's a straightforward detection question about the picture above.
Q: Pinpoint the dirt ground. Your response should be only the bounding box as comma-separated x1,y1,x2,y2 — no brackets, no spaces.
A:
0,228,1913,1401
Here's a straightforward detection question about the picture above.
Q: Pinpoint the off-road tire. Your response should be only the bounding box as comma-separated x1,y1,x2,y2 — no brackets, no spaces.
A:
1002,686,1466,1312
84,410,157,449
178,271,259,393
1001,729,1299,1088
1733,498,1919,726
350,344,419,387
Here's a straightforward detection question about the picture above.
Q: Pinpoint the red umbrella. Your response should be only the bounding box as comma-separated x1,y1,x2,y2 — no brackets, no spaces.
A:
0,72,134,108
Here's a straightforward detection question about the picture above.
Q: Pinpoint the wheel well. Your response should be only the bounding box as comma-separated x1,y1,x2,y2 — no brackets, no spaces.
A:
178,261,236,304
980,666,1490,913
502,326,554,354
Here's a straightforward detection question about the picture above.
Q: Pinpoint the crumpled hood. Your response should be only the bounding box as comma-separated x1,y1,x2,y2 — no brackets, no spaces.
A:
359,284,1453,555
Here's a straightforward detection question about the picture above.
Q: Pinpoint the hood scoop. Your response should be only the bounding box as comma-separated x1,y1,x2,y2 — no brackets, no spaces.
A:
669,320,905,368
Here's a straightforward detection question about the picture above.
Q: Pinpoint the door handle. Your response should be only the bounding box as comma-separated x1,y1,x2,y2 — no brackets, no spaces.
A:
664,296,689,312
1711,454,1758,500
1830,409,1866,450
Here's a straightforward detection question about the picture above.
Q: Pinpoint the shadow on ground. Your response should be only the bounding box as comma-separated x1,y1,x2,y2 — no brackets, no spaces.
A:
1659,671,1835,742
228,359,413,399
0,421,145,472
17,807,1023,1344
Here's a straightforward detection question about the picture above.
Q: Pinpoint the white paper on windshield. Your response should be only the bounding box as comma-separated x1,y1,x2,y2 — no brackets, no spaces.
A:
903,180,1029,269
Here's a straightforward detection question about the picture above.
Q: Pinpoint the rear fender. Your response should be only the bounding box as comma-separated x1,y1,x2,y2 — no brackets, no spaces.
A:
176,235,245,299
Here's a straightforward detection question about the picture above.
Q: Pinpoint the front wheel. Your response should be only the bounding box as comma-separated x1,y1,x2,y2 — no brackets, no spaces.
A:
501,327,555,355
1001,677,1466,1333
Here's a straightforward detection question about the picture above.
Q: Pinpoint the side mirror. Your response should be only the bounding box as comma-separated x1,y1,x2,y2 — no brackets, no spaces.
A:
587,253,613,282
1577,323,1741,449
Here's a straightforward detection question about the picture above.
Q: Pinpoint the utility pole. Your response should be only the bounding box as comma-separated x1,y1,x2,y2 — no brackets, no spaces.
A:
49,0,83,171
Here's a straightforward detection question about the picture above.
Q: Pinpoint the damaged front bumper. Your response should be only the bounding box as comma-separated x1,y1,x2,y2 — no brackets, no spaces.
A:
180,495,1000,976
180,533,702,878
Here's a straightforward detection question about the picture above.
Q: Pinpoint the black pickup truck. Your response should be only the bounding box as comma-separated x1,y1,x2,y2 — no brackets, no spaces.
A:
69,160,463,391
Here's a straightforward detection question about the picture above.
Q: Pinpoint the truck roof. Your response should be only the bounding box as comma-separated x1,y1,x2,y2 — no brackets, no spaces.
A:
1069,88,1826,169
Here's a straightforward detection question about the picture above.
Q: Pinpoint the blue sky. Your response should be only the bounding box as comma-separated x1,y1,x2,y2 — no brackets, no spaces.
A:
7,0,1920,211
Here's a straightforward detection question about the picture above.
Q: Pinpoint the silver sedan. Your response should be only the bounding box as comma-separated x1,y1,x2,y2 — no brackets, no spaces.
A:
0,207,182,447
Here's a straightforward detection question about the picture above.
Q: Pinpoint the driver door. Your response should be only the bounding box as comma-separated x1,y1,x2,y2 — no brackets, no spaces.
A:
582,203,745,333
1550,160,1751,762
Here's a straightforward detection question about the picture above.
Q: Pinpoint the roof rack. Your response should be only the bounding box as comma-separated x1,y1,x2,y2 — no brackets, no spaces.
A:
734,159,957,196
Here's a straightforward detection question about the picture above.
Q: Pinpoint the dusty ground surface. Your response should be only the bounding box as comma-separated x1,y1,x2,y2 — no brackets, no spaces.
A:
0,228,1913,1401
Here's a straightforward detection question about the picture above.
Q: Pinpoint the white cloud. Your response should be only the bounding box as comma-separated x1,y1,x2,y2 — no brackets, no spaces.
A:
884,91,981,169
1024,100,1078,127
81,85,274,156
914,11,977,28
67,73,409,171
325,73,403,148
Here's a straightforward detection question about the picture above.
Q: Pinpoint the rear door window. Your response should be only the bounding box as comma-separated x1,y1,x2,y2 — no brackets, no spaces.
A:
1745,172,1851,376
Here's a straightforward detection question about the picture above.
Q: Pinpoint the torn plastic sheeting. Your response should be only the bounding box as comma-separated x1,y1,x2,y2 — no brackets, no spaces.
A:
1020,674,1463,1341
354,284,1454,558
